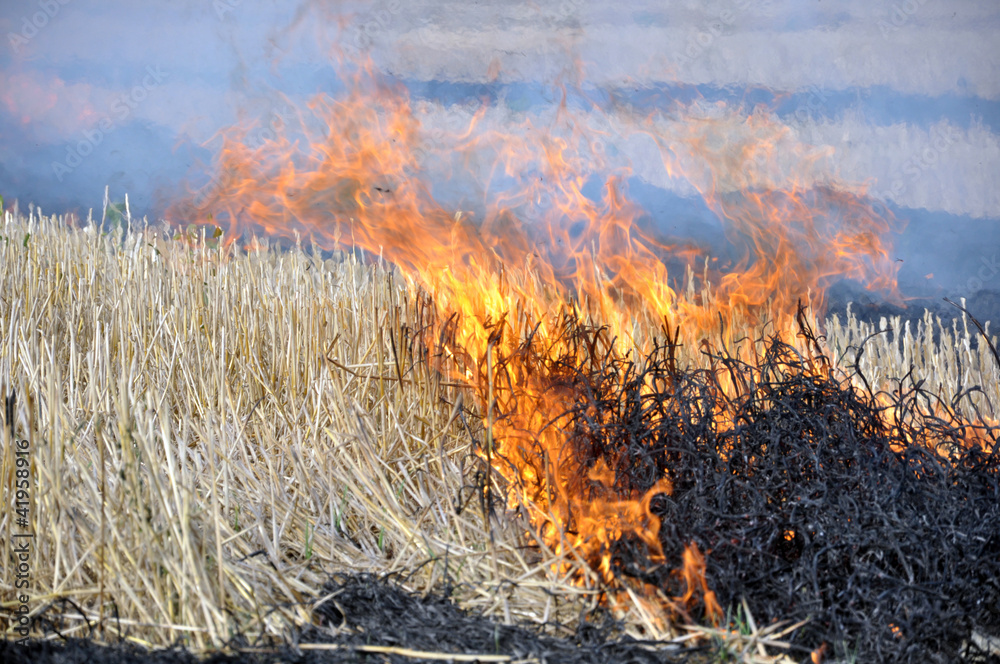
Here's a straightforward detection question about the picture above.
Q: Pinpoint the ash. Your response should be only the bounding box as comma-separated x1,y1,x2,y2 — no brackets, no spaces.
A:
551,310,1000,663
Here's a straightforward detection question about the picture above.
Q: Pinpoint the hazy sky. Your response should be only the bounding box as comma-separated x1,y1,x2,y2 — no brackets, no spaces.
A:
1,0,997,295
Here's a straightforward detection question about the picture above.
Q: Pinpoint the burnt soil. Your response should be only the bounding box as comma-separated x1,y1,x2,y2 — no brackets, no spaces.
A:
3,573,709,664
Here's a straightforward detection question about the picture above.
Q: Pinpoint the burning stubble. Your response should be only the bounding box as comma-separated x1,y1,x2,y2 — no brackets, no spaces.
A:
1,202,998,660
159,63,1000,655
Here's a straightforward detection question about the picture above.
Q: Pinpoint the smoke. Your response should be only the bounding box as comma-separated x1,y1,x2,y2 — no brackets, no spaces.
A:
0,0,996,294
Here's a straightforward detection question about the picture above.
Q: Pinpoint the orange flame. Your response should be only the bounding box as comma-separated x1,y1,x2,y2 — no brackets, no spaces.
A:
678,543,723,624
169,63,904,620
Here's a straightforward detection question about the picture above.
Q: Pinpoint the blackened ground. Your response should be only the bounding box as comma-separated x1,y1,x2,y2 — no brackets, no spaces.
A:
555,314,1000,663
2,574,709,664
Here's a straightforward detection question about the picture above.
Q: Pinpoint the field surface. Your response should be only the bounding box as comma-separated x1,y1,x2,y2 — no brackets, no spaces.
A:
2,209,998,662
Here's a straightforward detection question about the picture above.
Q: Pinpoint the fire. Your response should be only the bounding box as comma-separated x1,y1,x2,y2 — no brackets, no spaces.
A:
169,63,903,622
